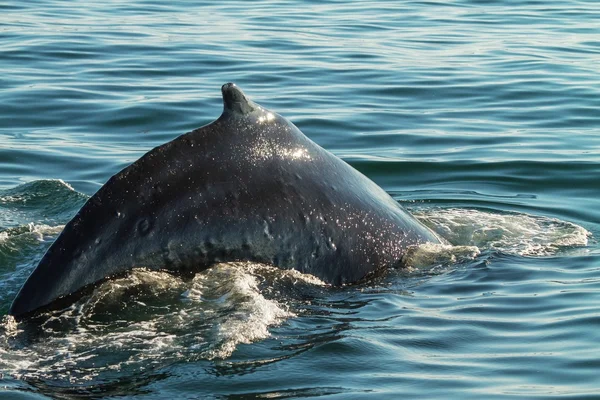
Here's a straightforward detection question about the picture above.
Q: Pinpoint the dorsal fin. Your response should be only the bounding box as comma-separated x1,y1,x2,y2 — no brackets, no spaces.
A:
221,83,259,115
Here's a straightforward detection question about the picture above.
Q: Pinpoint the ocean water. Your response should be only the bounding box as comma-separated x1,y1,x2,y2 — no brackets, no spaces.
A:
1,0,599,398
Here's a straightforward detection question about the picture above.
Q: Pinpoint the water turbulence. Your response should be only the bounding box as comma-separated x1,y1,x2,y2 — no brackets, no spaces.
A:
0,181,592,393
413,208,590,256
0,181,87,311
0,262,315,386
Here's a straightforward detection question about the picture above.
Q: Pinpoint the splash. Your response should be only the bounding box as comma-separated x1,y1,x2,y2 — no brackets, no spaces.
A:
0,262,316,384
0,179,75,204
185,263,296,360
0,223,63,245
402,243,480,271
0,179,87,227
0,223,64,303
413,208,590,257
0,180,592,390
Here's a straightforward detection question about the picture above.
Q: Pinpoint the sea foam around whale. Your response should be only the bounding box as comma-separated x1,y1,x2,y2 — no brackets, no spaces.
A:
0,181,591,386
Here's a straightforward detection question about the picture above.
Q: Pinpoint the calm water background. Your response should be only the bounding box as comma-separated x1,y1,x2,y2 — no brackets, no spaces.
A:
1,1,600,398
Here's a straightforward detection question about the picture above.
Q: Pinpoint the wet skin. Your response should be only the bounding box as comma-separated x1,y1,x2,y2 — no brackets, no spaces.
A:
9,83,441,318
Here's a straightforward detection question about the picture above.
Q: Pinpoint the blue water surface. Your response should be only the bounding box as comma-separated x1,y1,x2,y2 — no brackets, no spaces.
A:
1,1,599,398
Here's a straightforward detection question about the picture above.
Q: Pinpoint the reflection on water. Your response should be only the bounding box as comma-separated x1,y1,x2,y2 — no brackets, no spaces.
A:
1,0,600,397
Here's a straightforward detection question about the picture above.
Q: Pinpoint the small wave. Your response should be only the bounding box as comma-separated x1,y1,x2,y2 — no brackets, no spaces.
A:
0,262,314,384
0,179,87,228
0,180,86,305
0,222,63,276
0,179,78,204
185,263,296,360
0,223,64,304
0,223,63,245
414,208,590,256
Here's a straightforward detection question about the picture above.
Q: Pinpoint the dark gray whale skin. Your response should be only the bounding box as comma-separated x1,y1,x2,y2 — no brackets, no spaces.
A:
9,83,442,318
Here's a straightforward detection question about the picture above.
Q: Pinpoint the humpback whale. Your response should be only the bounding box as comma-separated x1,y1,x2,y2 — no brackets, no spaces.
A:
9,83,442,318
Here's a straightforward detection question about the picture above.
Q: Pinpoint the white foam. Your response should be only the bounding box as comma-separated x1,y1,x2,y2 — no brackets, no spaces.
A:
413,208,590,256
0,179,76,204
184,262,296,360
0,223,64,300
402,243,480,270
2,209,588,383
0,223,63,244
0,262,307,382
56,179,76,192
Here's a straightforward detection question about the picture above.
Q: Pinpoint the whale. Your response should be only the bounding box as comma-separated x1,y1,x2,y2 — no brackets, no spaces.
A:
9,83,442,318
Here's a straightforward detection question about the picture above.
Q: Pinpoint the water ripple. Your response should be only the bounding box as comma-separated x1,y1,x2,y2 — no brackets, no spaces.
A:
1,0,599,398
